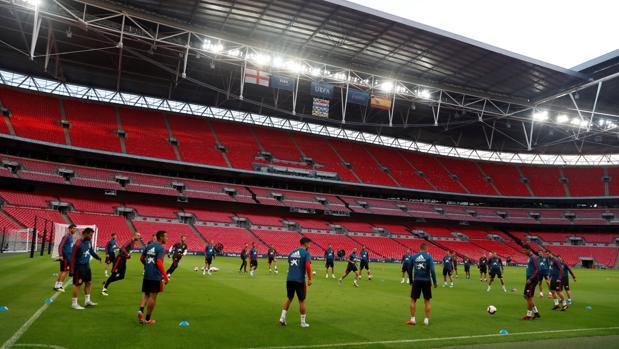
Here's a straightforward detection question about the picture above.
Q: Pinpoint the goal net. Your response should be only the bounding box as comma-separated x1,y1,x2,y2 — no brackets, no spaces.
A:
51,224,98,259
1,228,34,253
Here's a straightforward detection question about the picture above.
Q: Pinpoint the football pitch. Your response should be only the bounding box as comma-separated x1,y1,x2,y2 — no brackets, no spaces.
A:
1,253,618,349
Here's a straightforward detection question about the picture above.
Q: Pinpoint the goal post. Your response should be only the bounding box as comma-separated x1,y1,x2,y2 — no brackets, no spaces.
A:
1,228,34,253
51,224,98,259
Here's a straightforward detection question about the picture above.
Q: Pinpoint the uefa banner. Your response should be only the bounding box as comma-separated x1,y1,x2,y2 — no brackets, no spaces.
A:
312,98,330,118
310,81,334,99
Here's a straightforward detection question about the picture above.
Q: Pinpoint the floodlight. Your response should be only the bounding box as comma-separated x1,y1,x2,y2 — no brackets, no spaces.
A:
419,89,431,99
379,81,394,92
285,61,303,73
227,49,241,57
252,53,271,66
310,67,321,76
556,114,569,123
272,56,284,68
532,110,548,121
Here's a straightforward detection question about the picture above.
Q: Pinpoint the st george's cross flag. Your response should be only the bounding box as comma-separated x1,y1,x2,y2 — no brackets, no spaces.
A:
244,68,270,87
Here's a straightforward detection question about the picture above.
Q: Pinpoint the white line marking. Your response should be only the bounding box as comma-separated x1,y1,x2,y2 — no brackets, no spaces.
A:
14,344,68,349
0,282,70,349
245,326,619,349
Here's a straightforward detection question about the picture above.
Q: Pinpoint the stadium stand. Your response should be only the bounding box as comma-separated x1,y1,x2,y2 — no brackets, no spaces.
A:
439,158,496,195
251,229,307,254
330,141,397,186
366,147,433,190
401,152,464,193
1,88,619,199
64,100,122,152
293,134,358,182
0,87,65,144
68,212,133,245
119,108,176,160
563,167,606,197
195,225,266,254
478,162,530,196
132,220,201,250
521,167,566,197
167,114,228,167
210,120,261,170
544,245,618,266
301,232,360,253
0,190,55,208
348,235,407,258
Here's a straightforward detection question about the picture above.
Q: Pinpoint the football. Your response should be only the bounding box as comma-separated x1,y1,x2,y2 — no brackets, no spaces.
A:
193,266,199,272
487,305,497,314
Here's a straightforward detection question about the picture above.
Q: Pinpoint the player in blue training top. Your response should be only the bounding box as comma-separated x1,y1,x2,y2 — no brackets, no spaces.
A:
521,245,541,320
54,224,77,292
249,242,259,277
559,255,576,305
104,233,118,277
339,247,360,287
70,227,101,310
486,252,507,293
548,251,567,311
138,230,169,325
406,243,437,326
359,245,373,280
463,257,472,279
442,251,454,288
479,253,488,282
204,240,216,276
324,244,335,279
102,233,141,296
537,250,552,298
400,248,412,284
267,245,278,274
279,237,313,328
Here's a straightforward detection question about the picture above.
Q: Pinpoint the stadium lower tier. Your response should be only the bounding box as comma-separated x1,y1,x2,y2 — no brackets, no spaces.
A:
1,154,618,226
0,191,617,267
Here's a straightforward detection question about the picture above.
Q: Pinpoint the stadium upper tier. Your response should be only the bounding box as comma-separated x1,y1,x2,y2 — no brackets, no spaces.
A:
1,154,618,226
0,87,618,199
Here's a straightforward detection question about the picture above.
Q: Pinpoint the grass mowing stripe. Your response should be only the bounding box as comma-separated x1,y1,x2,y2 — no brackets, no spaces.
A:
0,281,70,349
244,326,619,349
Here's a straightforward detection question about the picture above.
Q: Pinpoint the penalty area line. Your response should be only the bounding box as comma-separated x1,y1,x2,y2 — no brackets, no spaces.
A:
245,326,619,349
0,281,70,349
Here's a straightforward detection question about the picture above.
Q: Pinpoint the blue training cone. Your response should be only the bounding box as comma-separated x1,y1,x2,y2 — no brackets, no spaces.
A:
45,298,53,305
179,321,190,327
0,306,8,312
499,329,509,335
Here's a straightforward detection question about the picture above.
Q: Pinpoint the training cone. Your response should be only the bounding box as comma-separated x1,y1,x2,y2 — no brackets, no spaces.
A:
179,321,190,327
499,330,509,335
0,306,8,311
585,306,593,310
45,298,53,305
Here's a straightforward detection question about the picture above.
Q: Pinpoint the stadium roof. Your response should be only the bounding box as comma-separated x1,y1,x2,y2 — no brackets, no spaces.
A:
0,0,618,156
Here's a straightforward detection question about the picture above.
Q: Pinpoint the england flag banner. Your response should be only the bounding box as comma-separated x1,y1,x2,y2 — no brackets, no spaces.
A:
245,68,270,87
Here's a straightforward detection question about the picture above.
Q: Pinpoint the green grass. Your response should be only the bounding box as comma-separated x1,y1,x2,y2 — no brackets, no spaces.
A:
1,253,618,349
